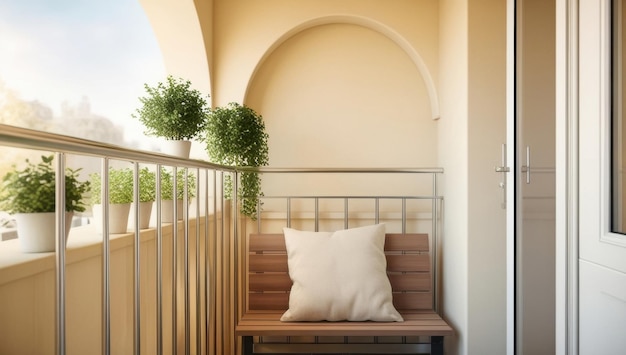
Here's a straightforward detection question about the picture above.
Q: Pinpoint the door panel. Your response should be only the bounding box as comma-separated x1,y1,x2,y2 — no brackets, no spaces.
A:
579,0,626,352
516,0,556,353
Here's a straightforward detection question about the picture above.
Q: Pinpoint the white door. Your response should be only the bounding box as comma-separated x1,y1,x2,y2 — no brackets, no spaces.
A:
577,0,626,353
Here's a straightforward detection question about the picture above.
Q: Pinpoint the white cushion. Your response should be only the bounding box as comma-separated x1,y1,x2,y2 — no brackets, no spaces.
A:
280,224,403,322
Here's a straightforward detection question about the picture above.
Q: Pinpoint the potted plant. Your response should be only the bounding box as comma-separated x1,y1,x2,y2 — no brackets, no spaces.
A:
132,75,210,158
203,102,269,219
128,167,156,230
90,167,134,234
0,155,90,252
157,167,196,223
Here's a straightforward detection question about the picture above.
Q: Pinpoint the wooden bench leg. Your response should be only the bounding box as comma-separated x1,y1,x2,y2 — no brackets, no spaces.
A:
242,336,254,355
431,336,444,355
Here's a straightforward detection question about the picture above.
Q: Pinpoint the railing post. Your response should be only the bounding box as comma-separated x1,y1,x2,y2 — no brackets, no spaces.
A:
132,162,141,355
101,158,111,355
55,152,66,355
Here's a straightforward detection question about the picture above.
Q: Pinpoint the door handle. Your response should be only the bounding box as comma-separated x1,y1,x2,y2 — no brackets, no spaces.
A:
495,143,510,209
522,146,530,184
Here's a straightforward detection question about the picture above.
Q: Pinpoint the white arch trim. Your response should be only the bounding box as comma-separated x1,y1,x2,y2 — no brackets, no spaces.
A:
247,14,440,120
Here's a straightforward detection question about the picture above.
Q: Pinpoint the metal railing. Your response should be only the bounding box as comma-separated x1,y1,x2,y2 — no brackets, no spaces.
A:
0,124,234,355
0,124,445,355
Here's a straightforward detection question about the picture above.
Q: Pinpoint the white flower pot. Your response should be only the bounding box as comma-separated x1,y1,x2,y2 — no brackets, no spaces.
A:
15,212,73,253
128,201,153,230
160,140,192,159
155,199,184,223
92,203,131,234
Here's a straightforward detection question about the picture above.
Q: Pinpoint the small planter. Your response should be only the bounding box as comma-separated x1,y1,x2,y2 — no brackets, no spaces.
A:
128,201,154,230
158,199,184,223
15,212,73,253
161,140,192,159
92,203,131,234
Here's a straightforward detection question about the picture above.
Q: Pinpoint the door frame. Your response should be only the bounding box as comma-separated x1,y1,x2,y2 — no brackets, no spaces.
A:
555,0,579,354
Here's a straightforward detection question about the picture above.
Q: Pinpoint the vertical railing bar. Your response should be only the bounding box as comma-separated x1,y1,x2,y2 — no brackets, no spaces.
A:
203,169,210,355
195,168,201,355
55,152,67,355
183,168,190,355
344,198,349,229
314,198,319,232
101,158,111,355
375,198,380,225
432,173,439,314
209,169,217,355
402,198,407,234
156,165,163,355
172,166,178,355
286,198,291,228
219,172,225,354
233,171,239,354
133,162,141,355
257,197,261,233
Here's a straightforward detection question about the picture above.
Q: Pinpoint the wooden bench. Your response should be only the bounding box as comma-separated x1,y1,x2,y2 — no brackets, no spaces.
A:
235,232,454,354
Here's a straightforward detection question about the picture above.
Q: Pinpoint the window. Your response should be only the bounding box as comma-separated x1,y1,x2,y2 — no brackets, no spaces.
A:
613,0,626,233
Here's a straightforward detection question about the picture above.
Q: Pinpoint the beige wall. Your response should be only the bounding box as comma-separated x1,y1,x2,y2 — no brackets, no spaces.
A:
438,1,469,353
0,220,208,355
438,0,508,354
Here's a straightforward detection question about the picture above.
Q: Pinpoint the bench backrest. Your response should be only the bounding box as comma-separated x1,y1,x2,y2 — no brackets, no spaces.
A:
246,233,433,312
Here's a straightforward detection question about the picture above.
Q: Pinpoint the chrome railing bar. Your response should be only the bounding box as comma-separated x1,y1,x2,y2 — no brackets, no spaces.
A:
133,163,141,355
55,152,67,355
101,158,111,355
344,198,349,229
314,198,319,232
375,198,380,224
0,124,231,171
432,172,439,314
402,198,407,234
287,198,291,228
172,166,178,355
244,166,444,174
183,169,190,355
233,172,240,355
204,170,211,355
258,195,443,200
156,165,163,355
195,169,201,355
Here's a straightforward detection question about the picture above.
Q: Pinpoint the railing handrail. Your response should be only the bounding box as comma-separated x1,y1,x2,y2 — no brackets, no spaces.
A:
240,167,444,174
0,123,234,171
1,124,445,175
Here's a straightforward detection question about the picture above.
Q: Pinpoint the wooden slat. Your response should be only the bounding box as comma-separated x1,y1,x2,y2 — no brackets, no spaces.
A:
249,293,290,311
384,234,429,252
249,254,429,273
249,273,431,293
386,254,430,272
248,291,432,312
250,254,288,272
236,311,454,337
388,273,431,292
392,292,433,311
249,234,285,252
249,233,430,252
250,273,291,292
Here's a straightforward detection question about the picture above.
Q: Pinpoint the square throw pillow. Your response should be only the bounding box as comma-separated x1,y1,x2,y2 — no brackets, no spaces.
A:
280,223,403,322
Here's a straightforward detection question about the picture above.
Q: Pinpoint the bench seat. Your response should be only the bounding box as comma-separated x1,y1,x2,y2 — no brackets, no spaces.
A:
236,232,454,354
236,311,453,337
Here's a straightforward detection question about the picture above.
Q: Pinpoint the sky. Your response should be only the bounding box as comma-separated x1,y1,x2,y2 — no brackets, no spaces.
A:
0,0,166,147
